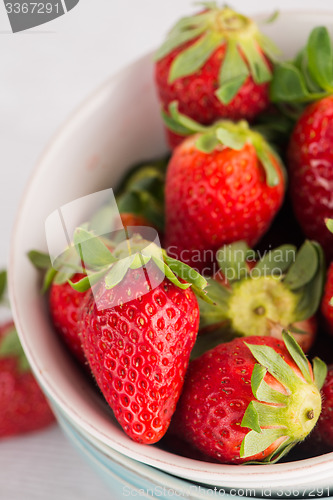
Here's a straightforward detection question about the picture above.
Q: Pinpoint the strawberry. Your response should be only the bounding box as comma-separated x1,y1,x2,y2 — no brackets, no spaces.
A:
28,248,89,365
29,157,168,366
69,228,210,444
321,261,333,337
154,4,279,148
287,97,333,260
163,107,285,271
270,27,333,260
0,321,55,438
304,365,333,454
49,273,87,365
193,240,324,357
171,332,326,464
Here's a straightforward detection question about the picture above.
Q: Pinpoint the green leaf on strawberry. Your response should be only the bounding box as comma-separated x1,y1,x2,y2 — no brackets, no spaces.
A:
313,357,328,391
0,270,7,303
195,240,324,357
163,102,284,188
0,325,30,373
28,246,84,292
270,26,333,115
68,228,212,304
155,5,279,104
239,331,325,461
325,218,333,234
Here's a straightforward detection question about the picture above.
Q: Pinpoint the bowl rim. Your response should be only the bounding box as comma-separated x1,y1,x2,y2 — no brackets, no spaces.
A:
8,9,333,490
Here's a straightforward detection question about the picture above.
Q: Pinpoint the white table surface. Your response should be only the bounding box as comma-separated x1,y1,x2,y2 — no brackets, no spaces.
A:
0,0,331,498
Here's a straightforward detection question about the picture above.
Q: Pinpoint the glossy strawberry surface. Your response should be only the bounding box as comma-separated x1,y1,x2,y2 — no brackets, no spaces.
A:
81,263,199,444
165,136,285,271
49,273,87,364
171,336,309,464
288,96,333,260
155,41,270,148
0,322,55,438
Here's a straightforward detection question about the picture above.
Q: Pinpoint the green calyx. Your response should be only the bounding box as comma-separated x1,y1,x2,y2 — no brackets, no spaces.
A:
115,159,167,232
163,102,283,188
0,270,30,372
0,325,30,373
30,226,211,302
155,4,279,104
196,240,325,354
0,270,7,304
326,218,333,234
270,26,333,115
239,331,326,462
65,228,211,303
228,276,298,337
28,246,82,293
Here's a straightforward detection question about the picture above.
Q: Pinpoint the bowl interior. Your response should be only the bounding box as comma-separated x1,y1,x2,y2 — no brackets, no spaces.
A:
9,10,333,493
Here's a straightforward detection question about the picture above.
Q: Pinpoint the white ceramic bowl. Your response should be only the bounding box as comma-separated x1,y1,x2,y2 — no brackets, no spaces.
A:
9,10,333,496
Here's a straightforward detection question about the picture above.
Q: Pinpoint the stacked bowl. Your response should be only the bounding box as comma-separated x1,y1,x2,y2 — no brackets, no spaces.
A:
9,11,333,499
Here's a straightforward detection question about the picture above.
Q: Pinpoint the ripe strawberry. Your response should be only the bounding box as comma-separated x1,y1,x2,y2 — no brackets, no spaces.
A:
193,240,324,357
164,108,285,271
49,273,87,365
321,262,333,336
154,5,279,148
171,332,326,464
29,161,166,367
304,365,333,454
0,321,55,438
287,96,333,260
270,27,333,260
28,248,89,365
71,229,209,444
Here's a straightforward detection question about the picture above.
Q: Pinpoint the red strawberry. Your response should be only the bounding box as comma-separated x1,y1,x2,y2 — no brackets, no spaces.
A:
30,210,159,366
155,5,279,148
270,27,333,260
287,96,333,260
72,230,209,444
0,321,55,438
48,215,155,366
304,365,333,453
49,273,87,365
171,332,325,464
164,110,285,271
193,240,324,358
28,250,89,365
321,261,333,336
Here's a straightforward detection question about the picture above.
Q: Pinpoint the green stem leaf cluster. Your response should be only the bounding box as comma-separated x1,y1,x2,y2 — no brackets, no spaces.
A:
240,332,326,462
155,4,279,104
270,27,333,115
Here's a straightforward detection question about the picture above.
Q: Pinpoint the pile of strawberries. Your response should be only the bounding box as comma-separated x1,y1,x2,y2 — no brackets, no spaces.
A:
25,4,333,465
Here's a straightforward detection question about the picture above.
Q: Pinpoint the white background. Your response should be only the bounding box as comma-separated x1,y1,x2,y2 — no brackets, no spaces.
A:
0,1,331,498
